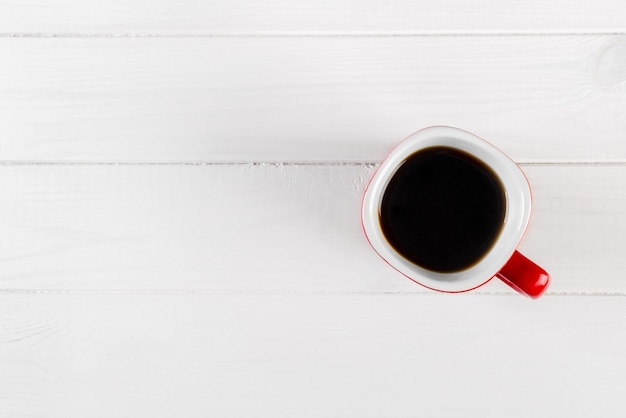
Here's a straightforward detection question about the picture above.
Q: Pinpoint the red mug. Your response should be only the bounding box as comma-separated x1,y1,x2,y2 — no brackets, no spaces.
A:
361,126,550,298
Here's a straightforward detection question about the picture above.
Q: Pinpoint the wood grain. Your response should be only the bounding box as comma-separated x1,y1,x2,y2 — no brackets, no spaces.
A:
0,164,624,294
2,1,625,415
1,293,625,417
0,0,625,34
1,36,625,162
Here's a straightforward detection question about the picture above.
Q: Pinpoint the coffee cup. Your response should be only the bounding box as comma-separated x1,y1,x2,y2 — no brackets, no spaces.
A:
361,126,550,298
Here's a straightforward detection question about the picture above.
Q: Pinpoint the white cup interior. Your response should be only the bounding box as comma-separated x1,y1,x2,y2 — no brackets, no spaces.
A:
361,126,532,292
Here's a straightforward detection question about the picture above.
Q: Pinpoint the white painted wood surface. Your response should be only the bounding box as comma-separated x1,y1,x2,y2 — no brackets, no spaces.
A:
1,36,626,162
1,294,625,417
0,164,624,294
1,0,625,33
2,1,626,416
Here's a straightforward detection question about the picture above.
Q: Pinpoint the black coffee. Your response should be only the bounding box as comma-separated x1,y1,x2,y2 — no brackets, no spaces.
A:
380,146,506,273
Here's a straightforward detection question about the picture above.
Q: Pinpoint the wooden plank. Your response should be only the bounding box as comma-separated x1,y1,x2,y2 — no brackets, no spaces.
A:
0,164,624,294
0,0,625,34
1,293,625,417
0,36,625,162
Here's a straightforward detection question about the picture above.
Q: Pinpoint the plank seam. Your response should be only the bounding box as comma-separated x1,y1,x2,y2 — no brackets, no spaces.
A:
0,289,623,296
0,31,625,38
0,161,625,167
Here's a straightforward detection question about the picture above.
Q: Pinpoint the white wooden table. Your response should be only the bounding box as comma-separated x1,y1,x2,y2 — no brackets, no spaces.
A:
1,1,626,416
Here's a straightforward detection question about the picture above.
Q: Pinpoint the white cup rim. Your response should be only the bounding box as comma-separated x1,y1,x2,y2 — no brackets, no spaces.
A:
361,126,532,292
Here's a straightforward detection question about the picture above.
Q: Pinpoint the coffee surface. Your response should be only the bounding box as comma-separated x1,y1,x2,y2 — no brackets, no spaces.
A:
380,146,506,273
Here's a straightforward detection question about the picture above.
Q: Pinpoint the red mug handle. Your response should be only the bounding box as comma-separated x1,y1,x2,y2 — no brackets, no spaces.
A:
496,251,550,298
